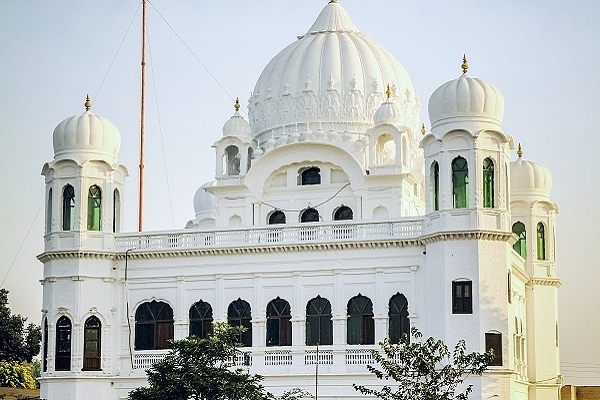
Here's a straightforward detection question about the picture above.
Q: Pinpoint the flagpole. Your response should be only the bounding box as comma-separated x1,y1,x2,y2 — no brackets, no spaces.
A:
138,0,147,232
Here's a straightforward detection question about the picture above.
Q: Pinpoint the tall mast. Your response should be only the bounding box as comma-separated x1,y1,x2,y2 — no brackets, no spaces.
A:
138,0,147,232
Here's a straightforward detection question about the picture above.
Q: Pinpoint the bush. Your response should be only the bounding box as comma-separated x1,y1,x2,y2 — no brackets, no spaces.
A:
0,361,37,390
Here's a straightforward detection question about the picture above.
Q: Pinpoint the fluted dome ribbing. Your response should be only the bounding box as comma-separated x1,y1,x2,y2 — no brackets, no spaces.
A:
428,72,504,129
374,98,402,125
511,156,552,199
223,110,252,138
249,1,419,146
53,111,121,163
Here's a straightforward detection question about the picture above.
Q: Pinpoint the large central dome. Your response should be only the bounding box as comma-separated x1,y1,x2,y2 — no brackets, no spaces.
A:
249,1,419,147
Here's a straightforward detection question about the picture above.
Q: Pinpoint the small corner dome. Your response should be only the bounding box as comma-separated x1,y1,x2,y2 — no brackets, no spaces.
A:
52,99,121,163
223,99,251,138
193,181,216,216
373,95,402,125
428,62,504,129
510,151,552,198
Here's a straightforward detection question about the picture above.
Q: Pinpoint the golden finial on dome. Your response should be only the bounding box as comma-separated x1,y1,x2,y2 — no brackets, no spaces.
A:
421,123,426,136
517,143,523,158
84,94,92,111
461,54,469,74
329,0,338,3
234,97,240,112
386,84,392,99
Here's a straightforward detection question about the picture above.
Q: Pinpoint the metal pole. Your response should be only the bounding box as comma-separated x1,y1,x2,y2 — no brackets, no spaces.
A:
315,342,319,400
138,0,147,232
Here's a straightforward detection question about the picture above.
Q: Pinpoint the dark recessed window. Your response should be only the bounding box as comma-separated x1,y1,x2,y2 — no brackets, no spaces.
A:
87,185,102,231
228,299,252,347
389,293,410,344
189,300,213,338
83,316,101,371
485,332,502,366
452,281,473,314
301,208,319,223
334,206,353,221
432,161,440,211
266,297,292,347
55,316,72,371
62,184,75,231
537,222,546,260
268,210,286,225
135,301,174,350
301,167,321,185
306,296,332,346
347,294,374,345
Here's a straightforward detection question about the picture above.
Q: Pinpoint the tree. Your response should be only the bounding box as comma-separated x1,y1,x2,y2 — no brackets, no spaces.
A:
0,360,37,389
128,322,310,400
0,289,41,363
353,327,494,400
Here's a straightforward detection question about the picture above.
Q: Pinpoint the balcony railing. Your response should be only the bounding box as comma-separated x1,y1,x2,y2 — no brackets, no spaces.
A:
116,219,423,253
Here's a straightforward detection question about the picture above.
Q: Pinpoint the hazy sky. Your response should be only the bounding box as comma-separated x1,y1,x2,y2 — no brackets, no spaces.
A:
1,0,598,385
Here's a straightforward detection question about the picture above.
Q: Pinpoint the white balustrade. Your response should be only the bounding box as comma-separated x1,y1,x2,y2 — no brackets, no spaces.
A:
132,350,169,370
115,219,423,252
345,348,376,365
305,349,333,365
264,350,292,366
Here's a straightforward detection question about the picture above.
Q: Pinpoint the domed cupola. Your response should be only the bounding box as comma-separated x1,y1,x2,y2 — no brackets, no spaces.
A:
186,181,216,229
249,0,420,150
510,144,552,200
428,56,504,135
222,98,252,138
373,86,403,125
52,95,121,164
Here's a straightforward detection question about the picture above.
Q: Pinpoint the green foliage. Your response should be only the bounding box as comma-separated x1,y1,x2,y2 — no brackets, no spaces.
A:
354,327,494,400
0,361,37,390
128,322,309,400
0,290,41,363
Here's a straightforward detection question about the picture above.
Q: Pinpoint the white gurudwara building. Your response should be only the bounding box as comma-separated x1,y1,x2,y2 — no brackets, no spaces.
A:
37,1,561,399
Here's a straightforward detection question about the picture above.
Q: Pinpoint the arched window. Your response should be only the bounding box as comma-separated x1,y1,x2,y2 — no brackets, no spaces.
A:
83,316,101,371
376,134,396,165
537,222,546,260
452,156,469,208
452,280,473,314
266,297,292,347
306,296,332,346
87,185,102,231
189,301,213,338
300,208,319,223
113,189,120,233
135,301,174,350
268,210,286,225
431,161,440,211
347,294,374,345
300,167,321,185
247,148,253,172
55,316,72,371
225,145,240,175
389,293,409,344
42,318,48,372
62,184,75,231
512,222,527,258
485,332,503,366
483,157,495,208
227,299,252,347
334,206,353,221
46,189,52,234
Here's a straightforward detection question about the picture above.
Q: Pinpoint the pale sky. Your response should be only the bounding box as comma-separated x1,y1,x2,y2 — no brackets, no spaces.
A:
1,0,598,385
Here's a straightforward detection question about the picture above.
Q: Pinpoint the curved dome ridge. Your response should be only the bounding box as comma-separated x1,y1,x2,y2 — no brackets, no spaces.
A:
250,1,419,148
301,2,360,37
53,110,121,163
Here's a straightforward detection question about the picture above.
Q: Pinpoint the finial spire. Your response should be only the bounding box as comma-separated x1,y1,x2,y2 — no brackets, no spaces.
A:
517,143,523,158
234,97,240,112
84,94,92,111
421,123,426,136
461,54,469,74
329,0,338,3
385,84,392,99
